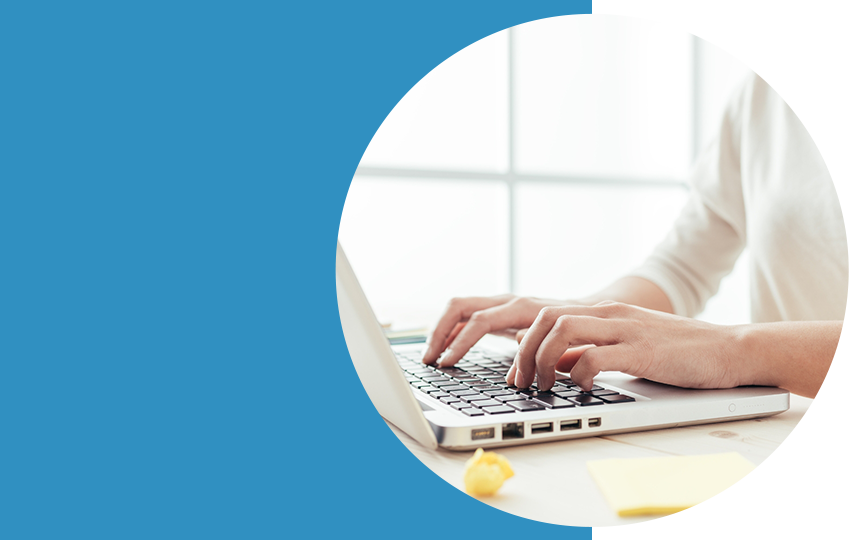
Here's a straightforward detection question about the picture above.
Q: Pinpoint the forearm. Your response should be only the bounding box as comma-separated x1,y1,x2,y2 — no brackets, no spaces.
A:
733,321,842,398
576,276,674,314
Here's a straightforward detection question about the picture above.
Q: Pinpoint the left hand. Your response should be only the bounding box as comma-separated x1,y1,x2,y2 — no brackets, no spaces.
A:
507,301,743,391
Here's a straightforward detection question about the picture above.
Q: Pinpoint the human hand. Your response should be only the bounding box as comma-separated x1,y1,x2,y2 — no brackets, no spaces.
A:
507,302,742,392
421,295,575,367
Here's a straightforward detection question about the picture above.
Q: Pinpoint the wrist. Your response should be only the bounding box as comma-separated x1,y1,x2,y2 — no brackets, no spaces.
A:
728,324,779,388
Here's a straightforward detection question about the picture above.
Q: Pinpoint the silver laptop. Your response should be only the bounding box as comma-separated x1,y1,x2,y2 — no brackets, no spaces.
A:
336,242,789,451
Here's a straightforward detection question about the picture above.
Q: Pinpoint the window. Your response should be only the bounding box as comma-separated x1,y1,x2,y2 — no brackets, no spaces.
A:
340,16,751,330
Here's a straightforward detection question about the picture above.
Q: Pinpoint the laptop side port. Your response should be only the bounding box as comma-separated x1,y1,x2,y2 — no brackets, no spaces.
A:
502,422,525,440
531,422,553,435
560,419,582,431
588,417,601,428
471,427,495,441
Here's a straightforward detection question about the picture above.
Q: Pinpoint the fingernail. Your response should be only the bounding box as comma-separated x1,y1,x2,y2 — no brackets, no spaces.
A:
437,349,453,367
514,371,524,388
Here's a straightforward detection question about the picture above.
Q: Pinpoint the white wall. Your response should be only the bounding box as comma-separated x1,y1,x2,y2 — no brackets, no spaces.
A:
340,16,753,329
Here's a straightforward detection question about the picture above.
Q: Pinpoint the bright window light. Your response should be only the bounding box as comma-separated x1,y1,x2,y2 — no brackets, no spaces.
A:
359,30,509,173
513,182,688,299
345,16,753,327
513,16,692,181
339,177,509,329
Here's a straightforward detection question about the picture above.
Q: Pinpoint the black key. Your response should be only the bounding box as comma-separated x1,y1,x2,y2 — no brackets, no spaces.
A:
482,389,513,397
460,408,485,416
439,396,460,405
482,405,515,415
471,359,496,366
591,388,618,397
472,399,502,408
555,389,583,398
437,384,469,391
508,400,546,412
460,394,493,403
599,394,635,404
484,367,508,374
479,363,503,370
481,353,511,360
449,389,479,398
495,394,528,403
591,384,603,391
519,389,555,397
529,394,576,409
570,394,605,406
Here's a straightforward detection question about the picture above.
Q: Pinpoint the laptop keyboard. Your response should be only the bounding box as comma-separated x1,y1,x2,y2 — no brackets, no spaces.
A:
395,348,635,417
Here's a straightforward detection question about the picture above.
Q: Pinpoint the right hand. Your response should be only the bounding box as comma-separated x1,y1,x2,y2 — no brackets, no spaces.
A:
421,295,574,367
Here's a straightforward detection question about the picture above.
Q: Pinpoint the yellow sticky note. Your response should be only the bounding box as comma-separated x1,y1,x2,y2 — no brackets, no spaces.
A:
587,452,755,517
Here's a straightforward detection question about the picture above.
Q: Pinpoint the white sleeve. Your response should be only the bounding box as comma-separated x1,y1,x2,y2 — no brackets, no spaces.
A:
629,79,750,318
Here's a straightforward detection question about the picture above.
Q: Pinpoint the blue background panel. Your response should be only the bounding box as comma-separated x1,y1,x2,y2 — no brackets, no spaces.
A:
0,1,591,537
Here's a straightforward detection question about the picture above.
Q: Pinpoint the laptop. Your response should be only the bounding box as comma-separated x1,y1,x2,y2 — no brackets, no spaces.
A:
336,242,790,451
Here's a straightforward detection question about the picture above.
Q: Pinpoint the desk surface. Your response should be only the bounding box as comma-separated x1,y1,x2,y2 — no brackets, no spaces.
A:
388,392,810,527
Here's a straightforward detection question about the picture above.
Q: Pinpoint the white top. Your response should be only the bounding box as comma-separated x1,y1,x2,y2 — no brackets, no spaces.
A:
632,75,848,322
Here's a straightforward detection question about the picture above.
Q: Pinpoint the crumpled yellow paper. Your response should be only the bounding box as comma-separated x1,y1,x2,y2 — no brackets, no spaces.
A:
463,448,514,496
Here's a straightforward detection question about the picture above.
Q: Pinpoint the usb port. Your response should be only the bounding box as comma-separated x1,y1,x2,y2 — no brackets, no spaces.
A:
531,422,553,434
560,419,582,431
588,417,601,428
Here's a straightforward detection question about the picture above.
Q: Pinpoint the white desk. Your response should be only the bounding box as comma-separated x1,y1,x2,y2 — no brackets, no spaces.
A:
388,389,810,527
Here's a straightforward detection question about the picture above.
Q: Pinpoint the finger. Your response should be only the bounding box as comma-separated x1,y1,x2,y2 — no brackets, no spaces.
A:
507,327,528,385
442,322,466,350
439,301,540,367
570,345,633,391
505,362,517,386
513,306,600,387
509,343,585,385
555,345,594,372
514,308,568,386
536,316,620,389
422,296,510,363
515,315,621,390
